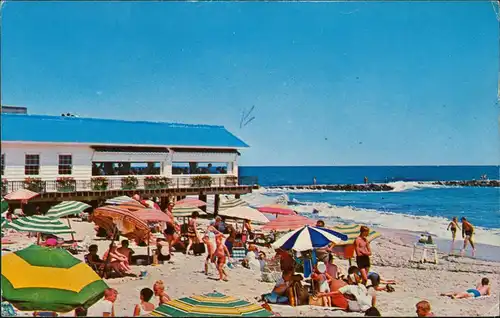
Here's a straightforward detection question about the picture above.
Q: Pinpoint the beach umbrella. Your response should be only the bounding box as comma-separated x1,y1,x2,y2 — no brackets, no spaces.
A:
4,189,39,201
328,224,381,246
261,214,316,232
1,197,8,213
218,198,248,211
46,201,91,219
217,206,269,224
149,292,272,317
1,244,108,312
3,215,75,235
171,205,207,218
175,198,207,207
257,204,295,216
131,208,172,223
142,199,162,210
105,196,145,207
1,216,7,227
272,225,348,252
92,206,150,241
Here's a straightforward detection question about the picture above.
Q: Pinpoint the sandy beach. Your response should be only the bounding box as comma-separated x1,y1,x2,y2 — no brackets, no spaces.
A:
5,215,499,317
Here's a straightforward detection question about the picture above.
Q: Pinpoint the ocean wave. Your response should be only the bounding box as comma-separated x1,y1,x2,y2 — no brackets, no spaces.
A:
241,191,500,247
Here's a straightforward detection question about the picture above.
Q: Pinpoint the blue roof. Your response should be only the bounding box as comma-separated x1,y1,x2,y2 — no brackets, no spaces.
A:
1,114,249,148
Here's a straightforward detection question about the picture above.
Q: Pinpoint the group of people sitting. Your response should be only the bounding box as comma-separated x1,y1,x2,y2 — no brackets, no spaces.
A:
85,240,136,278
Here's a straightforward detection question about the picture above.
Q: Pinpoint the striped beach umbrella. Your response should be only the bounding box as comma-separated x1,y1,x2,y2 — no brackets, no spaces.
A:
46,201,91,219
175,198,207,207
149,292,272,317
1,216,7,227
1,244,108,312
218,206,269,224
328,224,381,246
105,196,144,207
171,205,207,217
1,197,8,213
257,204,295,216
218,198,248,211
3,215,75,235
261,214,316,232
272,225,348,252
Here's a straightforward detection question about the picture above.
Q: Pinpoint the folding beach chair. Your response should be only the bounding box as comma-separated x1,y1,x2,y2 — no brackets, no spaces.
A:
231,246,247,262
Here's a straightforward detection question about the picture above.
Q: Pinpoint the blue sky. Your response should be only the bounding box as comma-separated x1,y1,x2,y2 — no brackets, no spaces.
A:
1,1,498,166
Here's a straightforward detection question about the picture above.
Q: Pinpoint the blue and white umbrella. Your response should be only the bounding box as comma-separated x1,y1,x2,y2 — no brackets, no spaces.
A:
272,225,348,252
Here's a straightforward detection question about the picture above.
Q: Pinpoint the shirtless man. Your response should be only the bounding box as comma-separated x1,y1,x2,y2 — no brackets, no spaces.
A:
214,234,231,281
441,277,491,299
461,217,476,257
354,226,372,285
104,243,132,275
117,240,134,264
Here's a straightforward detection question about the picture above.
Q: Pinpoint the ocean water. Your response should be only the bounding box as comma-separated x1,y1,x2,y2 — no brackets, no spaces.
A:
239,166,500,247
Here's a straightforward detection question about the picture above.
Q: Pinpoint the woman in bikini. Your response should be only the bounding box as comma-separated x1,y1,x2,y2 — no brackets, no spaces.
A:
214,234,231,281
447,217,461,253
185,211,200,255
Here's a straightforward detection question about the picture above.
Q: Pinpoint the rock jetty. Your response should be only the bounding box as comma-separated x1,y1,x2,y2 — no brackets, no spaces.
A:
268,184,394,191
430,180,499,187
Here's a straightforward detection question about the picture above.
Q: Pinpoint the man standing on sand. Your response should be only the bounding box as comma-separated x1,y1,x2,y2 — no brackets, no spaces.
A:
461,217,476,257
88,288,118,317
354,226,372,285
415,300,435,317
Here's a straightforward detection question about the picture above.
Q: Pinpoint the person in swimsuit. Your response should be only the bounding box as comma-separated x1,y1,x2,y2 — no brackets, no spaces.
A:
461,217,476,257
415,300,435,317
311,261,333,307
214,233,230,281
202,235,216,275
354,226,372,285
441,277,491,299
185,211,200,255
132,288,155,316
447,217,461,253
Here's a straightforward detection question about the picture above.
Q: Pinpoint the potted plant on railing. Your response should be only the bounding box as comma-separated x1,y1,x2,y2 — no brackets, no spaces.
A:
144,176,171,190
56,176,76,192
91,177,109,191
121,176,138,190
225,175,238,186
24,177,44,193
1,179,7,195
191,175,213,187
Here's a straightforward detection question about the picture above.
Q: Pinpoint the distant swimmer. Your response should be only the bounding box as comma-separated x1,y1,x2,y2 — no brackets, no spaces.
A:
313,177,317,185
447,217,461,253
364,176,368,184
460,217,476,257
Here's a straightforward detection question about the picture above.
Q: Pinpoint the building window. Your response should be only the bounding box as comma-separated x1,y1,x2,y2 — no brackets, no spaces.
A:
92,162,161,176
25,154,40,175
58,155,73,175
172,162,228,175
1,154,4,176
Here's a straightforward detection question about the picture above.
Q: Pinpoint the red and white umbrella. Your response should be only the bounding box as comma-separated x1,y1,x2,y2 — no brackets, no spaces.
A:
175,198,207,207
4,189,39,201
261,214,316,232
257,204,295,216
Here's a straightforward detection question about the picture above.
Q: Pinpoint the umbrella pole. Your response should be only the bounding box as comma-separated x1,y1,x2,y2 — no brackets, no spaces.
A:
147,232,151,265
101,225,118,278
36,232,41,245
66,218,75,242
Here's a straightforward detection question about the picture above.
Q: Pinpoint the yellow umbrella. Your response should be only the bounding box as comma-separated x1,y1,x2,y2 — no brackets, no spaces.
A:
328,224,381,246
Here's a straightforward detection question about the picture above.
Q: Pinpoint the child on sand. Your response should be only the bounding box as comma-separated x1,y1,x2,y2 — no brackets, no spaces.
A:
311,261,333,307
441,277,491,299
133,288,155,316
214,233,231,281
202,235,215,275
447,217,461,253
153,280,171,305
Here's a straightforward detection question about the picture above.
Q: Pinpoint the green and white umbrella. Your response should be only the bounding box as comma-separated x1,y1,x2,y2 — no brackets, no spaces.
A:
218,198,248,211
105,196,138,205
3,215,75,235
171,205,206,217
1,216,7,227
1,198,8,214
46,201,91,219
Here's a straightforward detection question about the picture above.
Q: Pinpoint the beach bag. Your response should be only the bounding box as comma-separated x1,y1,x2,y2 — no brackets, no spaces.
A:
308,295,323,307
289,281,310,306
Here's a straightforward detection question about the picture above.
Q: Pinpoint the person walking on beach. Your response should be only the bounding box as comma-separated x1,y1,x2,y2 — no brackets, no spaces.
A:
447,217,461,253
214,233,231,281
460,217,476,257
185,211,200,255
354,226,372,285
202,234,215,275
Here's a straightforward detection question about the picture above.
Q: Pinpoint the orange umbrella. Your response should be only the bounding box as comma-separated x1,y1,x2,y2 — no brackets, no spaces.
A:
131,208,172,223
4,189,39,201
92,206,150,242
261,214,316,232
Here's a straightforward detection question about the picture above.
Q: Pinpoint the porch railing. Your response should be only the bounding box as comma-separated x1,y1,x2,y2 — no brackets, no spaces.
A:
1,175,258,195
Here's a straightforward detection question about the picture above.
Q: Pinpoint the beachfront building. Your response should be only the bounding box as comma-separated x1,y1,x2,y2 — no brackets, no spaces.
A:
1,113,254,207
